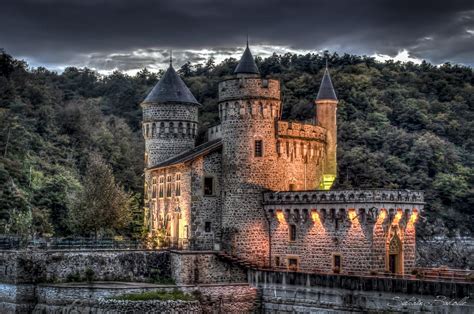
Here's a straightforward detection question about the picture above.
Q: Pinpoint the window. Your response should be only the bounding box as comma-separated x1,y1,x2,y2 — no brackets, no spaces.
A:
151,177,157,199
158,176,164,198
166,175,172,197
289,183,296,191
288,258,298,271
333,254,341,273
275,256,280,267
254,140,263,157
204,221,212,233
204,177,214,196
175,173,181,197
289,224,297,241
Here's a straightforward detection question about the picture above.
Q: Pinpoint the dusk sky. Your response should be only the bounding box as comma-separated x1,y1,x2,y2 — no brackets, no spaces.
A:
1,0,473,74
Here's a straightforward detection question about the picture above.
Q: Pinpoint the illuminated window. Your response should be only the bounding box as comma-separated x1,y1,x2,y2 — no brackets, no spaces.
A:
175,173,181,197
204,177,214,196
158,176,164,198
151,177,157,199
166,175,172,197
255,140,263,157
289,224,297,241
204,221,212,233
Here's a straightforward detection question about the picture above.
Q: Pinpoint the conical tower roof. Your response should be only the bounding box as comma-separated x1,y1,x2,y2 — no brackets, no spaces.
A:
143,63,199,105
234,43,259,75
316,67,337,101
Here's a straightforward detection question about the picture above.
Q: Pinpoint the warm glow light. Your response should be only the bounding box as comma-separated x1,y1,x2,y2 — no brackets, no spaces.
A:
348,209,357,220
409,209,419,224
311,210,320,223
392,209,403,225
376,209,387,224
276,210,285,222
319,174,336,190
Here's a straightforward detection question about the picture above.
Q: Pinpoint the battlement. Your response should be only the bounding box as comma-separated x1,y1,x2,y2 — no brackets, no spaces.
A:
276,121,326,142
218,78,280,102
263,189,423,230
143,121,198,139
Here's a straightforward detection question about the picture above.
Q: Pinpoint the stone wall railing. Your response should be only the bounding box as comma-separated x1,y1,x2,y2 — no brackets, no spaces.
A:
263,189,424,206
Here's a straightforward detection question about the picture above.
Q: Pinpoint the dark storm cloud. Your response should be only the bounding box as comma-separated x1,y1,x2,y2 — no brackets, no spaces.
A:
0,0,473,71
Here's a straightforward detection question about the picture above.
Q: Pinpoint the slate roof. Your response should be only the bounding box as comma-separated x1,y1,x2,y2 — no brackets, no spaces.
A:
234,45,260,75
316,68,337,101
148,139,222,170
143,65,200,105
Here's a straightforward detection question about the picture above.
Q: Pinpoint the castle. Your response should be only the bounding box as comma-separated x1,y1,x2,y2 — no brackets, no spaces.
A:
142,43,424,275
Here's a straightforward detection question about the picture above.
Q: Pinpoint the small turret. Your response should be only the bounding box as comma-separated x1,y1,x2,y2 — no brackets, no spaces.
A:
141,55,200,168
315,64,338,190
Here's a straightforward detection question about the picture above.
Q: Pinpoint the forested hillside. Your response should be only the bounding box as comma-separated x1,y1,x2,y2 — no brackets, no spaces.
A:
0,50,472,239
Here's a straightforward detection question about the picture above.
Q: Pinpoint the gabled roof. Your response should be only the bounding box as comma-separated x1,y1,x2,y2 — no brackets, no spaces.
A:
234,44,259,75
148,139,222,170
316,67,337,101
143,65,200,105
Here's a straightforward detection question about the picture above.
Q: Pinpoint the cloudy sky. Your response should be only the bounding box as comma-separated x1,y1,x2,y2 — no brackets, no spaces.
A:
1,0,473,74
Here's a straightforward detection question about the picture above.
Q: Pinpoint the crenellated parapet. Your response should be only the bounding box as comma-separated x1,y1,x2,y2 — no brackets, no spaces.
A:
263,189,423,228
276,121,326,142
218,78,280,102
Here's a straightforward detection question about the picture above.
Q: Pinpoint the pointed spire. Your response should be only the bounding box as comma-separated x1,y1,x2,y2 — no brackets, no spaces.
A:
234,38,259,75
143,58,200,105
169,49,173,66
316,62,337,101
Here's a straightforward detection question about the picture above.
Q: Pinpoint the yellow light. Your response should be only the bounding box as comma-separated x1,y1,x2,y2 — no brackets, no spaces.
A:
348,209,357,220
319,174,336,190
311,210,320,222
276,210,285,222
393,209,403,225
409,209,418,224
376,209,387,224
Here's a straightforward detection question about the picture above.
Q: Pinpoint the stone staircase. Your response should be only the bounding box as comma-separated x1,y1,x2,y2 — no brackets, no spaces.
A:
216,251,263,270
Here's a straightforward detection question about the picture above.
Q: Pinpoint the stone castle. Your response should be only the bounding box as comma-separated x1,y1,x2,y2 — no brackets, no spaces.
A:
142,43,424,275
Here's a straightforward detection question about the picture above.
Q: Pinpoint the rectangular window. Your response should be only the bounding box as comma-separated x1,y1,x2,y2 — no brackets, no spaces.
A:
333,254,341,273
158,176,164,198
204,177,214,196
204,221,212,233
151,177,157,199
288,258,298,271
289,183,296,191
275,256,280,267
166,175,172,197
255,140,263,157
175,173,181,197
289,224,297,241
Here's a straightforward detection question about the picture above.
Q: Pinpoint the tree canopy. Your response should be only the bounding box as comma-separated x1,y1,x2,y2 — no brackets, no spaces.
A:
0,49,472,238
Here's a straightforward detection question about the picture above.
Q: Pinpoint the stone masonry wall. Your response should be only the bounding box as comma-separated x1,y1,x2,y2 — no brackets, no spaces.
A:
169,251,247,285
0,250,170,284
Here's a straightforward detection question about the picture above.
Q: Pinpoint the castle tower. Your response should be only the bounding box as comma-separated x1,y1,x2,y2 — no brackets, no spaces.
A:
219,42,282,265
315,64,338,190
141,59,200,167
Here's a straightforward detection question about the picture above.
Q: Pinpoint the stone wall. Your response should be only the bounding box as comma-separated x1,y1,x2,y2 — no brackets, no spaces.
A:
263,189,423,274
169,251,247,285
251,270,473,313
0,250,170,284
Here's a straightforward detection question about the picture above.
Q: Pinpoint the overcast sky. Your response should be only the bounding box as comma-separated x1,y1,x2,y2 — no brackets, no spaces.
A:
1,0,473,74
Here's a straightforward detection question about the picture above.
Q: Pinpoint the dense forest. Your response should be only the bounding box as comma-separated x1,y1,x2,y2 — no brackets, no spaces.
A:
0,49,472,240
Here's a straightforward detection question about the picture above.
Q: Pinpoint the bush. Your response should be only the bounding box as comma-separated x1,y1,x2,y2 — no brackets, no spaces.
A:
85,268,95,282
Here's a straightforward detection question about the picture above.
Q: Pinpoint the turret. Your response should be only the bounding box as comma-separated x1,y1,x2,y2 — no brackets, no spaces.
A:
141,59,200,168
219,42,281,266
315,65,338,190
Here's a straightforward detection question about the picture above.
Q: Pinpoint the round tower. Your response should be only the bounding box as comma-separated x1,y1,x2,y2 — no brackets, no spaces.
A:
219,43,281,265
315,65,338,190
141,62,200,167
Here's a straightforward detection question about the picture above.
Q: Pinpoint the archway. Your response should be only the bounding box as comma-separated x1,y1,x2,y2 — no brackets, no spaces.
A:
387,227,403,274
